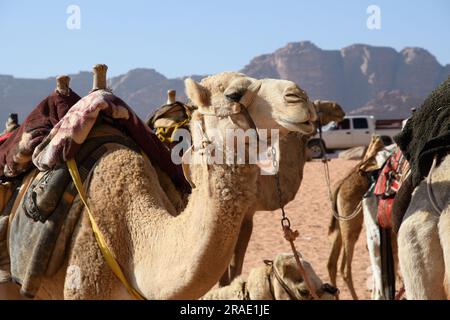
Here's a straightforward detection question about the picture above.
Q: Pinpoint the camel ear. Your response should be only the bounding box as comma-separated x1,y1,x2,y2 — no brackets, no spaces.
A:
185,78,210,107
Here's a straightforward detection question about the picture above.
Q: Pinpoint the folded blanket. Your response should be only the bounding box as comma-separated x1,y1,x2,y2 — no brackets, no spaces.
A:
394,76,450,188
0,89,81,180
32,89,191,194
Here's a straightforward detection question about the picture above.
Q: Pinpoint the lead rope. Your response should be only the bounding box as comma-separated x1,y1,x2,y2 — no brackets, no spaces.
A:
317,116,362,221
272,146,319,299
67,159,145,300
427,155,442,215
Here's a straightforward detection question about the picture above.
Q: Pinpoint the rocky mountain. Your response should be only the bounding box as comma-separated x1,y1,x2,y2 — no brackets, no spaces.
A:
1,41,449,129
348,90,425,119
242,41,450,111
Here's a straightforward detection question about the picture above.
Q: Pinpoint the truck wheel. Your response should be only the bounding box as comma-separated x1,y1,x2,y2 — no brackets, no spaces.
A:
307,139,326,158
381,136,393,146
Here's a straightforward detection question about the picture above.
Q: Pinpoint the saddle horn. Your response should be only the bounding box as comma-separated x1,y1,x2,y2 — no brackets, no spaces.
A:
167,90,176,105
56,75,71,96
92,64,108,91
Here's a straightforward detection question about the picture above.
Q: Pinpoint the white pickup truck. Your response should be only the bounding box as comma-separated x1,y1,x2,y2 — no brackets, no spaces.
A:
307,115,403,158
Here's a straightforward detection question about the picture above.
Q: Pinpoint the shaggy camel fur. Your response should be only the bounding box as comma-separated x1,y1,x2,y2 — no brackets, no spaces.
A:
327,136,385,299
150,92,345,287
3,71,319,299
398,155,450,299
202,253,338,300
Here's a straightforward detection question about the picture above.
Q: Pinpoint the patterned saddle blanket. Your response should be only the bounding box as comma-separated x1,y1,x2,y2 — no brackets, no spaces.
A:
374,148,410,229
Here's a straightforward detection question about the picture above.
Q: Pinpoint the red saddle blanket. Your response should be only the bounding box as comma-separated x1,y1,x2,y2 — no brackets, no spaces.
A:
0,132,13,146
374,148,410,229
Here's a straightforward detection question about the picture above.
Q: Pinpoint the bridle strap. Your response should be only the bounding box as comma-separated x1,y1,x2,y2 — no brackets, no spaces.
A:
264,260,299,300
272,264,300,300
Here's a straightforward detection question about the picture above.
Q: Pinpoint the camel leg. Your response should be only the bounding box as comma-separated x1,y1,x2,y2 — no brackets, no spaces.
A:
219,214,253,287
339,248,346,280
327,229,342,287
340,214,363,300
362,195,384,299
398,203,446,299
342,239,359,300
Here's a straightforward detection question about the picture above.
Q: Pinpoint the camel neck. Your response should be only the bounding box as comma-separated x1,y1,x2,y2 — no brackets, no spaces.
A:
133,163,258,299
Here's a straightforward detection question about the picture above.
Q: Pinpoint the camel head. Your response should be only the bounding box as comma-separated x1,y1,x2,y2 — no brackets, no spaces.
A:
265,253,338,300
359,135,385,173
185,72,318,138
313,100,345,126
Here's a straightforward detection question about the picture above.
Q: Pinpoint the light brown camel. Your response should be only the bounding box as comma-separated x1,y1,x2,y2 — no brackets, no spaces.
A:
327,135,385,299
2,68,320,299
150,92,346,287
202,253,338,300
397,156,450,299
395,78,450,300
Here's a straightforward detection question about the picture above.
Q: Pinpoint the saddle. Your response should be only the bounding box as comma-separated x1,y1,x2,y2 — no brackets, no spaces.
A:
0,125,140,298
147,101,192,146
374,148,410,229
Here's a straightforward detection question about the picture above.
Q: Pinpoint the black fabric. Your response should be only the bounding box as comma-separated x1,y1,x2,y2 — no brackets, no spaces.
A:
391,174,413,234
394,76,450,188
380,227,395,300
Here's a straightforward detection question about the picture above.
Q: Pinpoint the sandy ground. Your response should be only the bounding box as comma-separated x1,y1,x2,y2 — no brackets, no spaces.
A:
242,158,372,300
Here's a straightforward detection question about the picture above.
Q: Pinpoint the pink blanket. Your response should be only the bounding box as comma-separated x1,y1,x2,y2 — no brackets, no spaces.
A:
32,90,191,193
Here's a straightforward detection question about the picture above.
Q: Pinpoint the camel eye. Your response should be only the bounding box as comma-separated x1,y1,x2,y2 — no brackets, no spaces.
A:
225,91,244,102
298,288,310,296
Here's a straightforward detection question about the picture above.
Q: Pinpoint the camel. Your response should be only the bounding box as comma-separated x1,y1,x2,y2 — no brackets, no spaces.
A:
2,67,322,299
397,156,450,299
327,135,385,299
150,91,346,287
202,253,338,300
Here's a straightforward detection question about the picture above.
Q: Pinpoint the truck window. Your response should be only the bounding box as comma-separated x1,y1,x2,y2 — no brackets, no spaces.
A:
353,118,368,129
337,119,350,130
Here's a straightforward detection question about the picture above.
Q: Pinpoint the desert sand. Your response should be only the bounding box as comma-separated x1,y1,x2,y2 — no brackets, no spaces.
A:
242,158,371,300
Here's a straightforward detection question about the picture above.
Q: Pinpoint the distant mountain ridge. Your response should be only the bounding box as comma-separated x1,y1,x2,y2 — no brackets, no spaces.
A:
1,41,449,128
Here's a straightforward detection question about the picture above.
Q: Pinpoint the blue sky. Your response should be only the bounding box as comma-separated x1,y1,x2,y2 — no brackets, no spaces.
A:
0,0,449,79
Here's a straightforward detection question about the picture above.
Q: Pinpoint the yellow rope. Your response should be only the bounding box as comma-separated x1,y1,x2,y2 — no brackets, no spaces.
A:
155,118,190,144
67,159,145,300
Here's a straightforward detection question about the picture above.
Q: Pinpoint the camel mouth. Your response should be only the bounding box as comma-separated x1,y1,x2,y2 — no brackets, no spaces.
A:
277,118,316,135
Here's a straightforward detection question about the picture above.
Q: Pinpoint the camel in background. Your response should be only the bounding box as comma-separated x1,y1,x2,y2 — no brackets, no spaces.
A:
327,136,385,299
202,253,338,300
